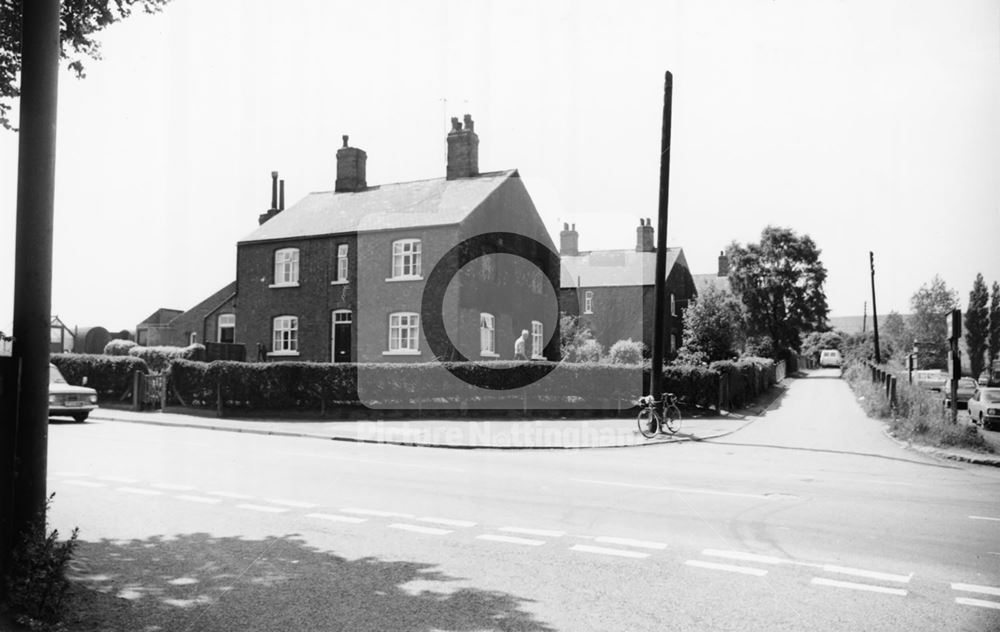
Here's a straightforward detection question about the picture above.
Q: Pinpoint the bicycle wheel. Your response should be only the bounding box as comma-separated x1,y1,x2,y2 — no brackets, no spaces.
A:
663,404,682,434
637,408,659,438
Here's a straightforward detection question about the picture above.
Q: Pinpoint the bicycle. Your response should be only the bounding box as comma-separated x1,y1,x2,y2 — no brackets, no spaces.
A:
637,393,682,438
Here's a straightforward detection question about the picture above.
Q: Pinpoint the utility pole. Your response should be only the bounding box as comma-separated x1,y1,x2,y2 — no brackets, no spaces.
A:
650,71,673,404
869,252,881,364
0,0,61,577
862,301,867,333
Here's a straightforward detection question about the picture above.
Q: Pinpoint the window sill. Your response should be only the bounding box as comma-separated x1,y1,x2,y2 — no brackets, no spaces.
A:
480,351,500,358
583,310,593,315
269,282,300,289
385,275,424,283
531,355,546,360
268,351,300,357
383,349,421,356
330,280,349,286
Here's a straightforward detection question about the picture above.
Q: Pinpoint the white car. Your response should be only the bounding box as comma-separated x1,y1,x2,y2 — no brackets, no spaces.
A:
819,349,843,368
49,363,98,422
968,387,1000,432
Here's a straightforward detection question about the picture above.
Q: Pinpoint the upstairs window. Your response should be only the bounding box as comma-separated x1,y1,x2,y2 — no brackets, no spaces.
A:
335,244,349,282
218,314,236,343
273,248,299,286
531,320,544,359
584,290,594,314
480,313,496,356
272,315,298,353
391,239,422,279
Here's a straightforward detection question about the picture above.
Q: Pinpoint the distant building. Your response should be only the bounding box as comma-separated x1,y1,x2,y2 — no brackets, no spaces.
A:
692,251,731,297
135,308,183,346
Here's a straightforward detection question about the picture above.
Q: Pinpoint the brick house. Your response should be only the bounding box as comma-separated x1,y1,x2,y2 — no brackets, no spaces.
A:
559,220,697,356
234,115,559,363
135,308,183,346
692,251,731,297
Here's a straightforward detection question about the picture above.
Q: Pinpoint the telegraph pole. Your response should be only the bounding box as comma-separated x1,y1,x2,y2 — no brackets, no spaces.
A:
651,71,673,403
862,301,867,334
869,252,881,364
1,0,61,577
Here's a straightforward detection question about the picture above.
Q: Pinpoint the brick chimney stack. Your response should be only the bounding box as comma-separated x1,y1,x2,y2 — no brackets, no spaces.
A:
636,218,655,252
258,170,282,225
717,251,730,276
560,222,579,256
336,135,367,193
446,114,479,180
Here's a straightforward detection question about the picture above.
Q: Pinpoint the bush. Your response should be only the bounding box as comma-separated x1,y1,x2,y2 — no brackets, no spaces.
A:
103,338,137,356
711,357,777,409
606,339,645,365
565,339,603,363
129,344,205,373
662,364,720,408
51,353,148,397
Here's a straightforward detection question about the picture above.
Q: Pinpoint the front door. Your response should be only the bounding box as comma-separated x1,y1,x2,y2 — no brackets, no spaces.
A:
332,310,352,362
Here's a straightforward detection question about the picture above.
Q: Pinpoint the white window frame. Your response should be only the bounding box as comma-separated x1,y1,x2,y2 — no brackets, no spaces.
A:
217,313,235,343
584,290,594,314
388,239,422,281
271,248,300,287
271,315,299,355
332,244,349,284
531,320,544,359
480,313,498,358
384,312,420,355
189,332,198,345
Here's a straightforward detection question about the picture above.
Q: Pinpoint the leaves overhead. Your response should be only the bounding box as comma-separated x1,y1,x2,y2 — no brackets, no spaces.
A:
0,0,171,130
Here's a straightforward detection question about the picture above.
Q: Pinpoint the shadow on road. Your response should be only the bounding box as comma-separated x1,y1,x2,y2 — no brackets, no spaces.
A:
62,533,555,632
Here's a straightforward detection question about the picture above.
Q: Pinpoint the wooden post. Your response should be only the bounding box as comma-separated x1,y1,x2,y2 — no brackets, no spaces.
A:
132,371,142,411
216,378,224,417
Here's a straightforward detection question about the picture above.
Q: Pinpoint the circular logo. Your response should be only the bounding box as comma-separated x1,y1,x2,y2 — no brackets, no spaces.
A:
420,232,561,390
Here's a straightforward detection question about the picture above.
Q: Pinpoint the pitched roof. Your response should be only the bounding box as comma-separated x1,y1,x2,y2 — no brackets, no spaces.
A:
169,281,237,326
560,248,685,288
240,169,519,243
692,273,731,296
138,308,183,327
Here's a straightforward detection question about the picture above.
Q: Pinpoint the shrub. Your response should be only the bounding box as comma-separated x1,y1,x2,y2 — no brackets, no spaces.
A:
711,357,776,409
51,353,148,397
661,364,720,408
103,338,137,356
606,339,645,365
566,339,603,363
130,344,205,373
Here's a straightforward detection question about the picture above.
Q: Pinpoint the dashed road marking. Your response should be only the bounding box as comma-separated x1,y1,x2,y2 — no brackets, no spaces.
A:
702,550,911,583
209,491,255,500
389,523,453,536
499,527,565,538
822,565,911,584
685,560,768,576
703,549,785,565
175,495,220,504
571,545,650,559
236,503,289,513
98,475,140,484
956,597,1000,610
152,483,196,491
417,517,477,528
810,577,907,596
117,487,162,496
969,515,1000,522
952,583,1000,597
307,513,368,524
64,480,106,488
476,534,546,547
265,498,319,509
595,536,668,551
572,478,776,500
342,508,415,519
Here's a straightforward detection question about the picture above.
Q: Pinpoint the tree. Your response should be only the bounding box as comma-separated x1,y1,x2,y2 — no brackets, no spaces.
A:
910,275,958,369
559,315,603,362
1,0,171,130
801,330,844,364
989,281,1000,378
964,274,990,379
677,284,744,363
726,226,829,357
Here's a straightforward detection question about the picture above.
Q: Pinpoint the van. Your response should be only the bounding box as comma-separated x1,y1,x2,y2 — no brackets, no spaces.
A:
819,349,843,368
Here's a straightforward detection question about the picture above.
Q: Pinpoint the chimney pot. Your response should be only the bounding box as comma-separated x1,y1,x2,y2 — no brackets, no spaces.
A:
279,179,285,210
717,251,730,277
447,113,479,179
270,171,279,210
636,218,655,252
560,222,579,256
342,135,349,148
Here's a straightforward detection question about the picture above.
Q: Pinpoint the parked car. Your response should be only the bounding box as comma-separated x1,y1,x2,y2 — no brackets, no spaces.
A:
819,349,843,368
968,387,1000,431
49,363,98,422
942,377,978,408
913,370,948,392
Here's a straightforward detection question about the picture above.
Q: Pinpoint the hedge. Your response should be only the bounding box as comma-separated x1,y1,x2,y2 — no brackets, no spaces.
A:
129,344,205,373
51,353,148,397
710,357,777,409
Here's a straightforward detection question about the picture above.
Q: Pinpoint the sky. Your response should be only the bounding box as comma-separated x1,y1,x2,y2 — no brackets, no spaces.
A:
1,0,998,333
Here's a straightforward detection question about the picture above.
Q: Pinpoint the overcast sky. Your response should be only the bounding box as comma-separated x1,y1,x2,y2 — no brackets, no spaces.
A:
1,0,998,333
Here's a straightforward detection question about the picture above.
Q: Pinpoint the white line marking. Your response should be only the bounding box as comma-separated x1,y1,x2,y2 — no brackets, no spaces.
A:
117,487,162,496
810,577,907,596
342,508,414,519
98,476,140,484
265,498,318,509
388,523,453,535
572,478,775,500
685,560,768,576
703,549,785,565
571,545,650,559
822,565,911,584
952,583,1000,597
152,483,196,491
956,597,1000,610
307,513,368,524
208,491,255,500
499,527,565,538
175,495,220,504
64,480,106,488
417,517,477,528
969,515,1000,522
596,537,668,550
236,504,288,513
476,534,546,546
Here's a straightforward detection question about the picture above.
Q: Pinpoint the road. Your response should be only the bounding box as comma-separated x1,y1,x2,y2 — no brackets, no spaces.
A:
46,369,1000,631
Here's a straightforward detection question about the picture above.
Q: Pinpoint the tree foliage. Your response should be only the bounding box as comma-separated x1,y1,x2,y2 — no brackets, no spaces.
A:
910,275,958,369
677,284,744,363
964,273,990,378
989,282,1000,376
559,315,603,363
1,0,171,130
726,226,829,356
801,330,844,363
881,310,912,362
